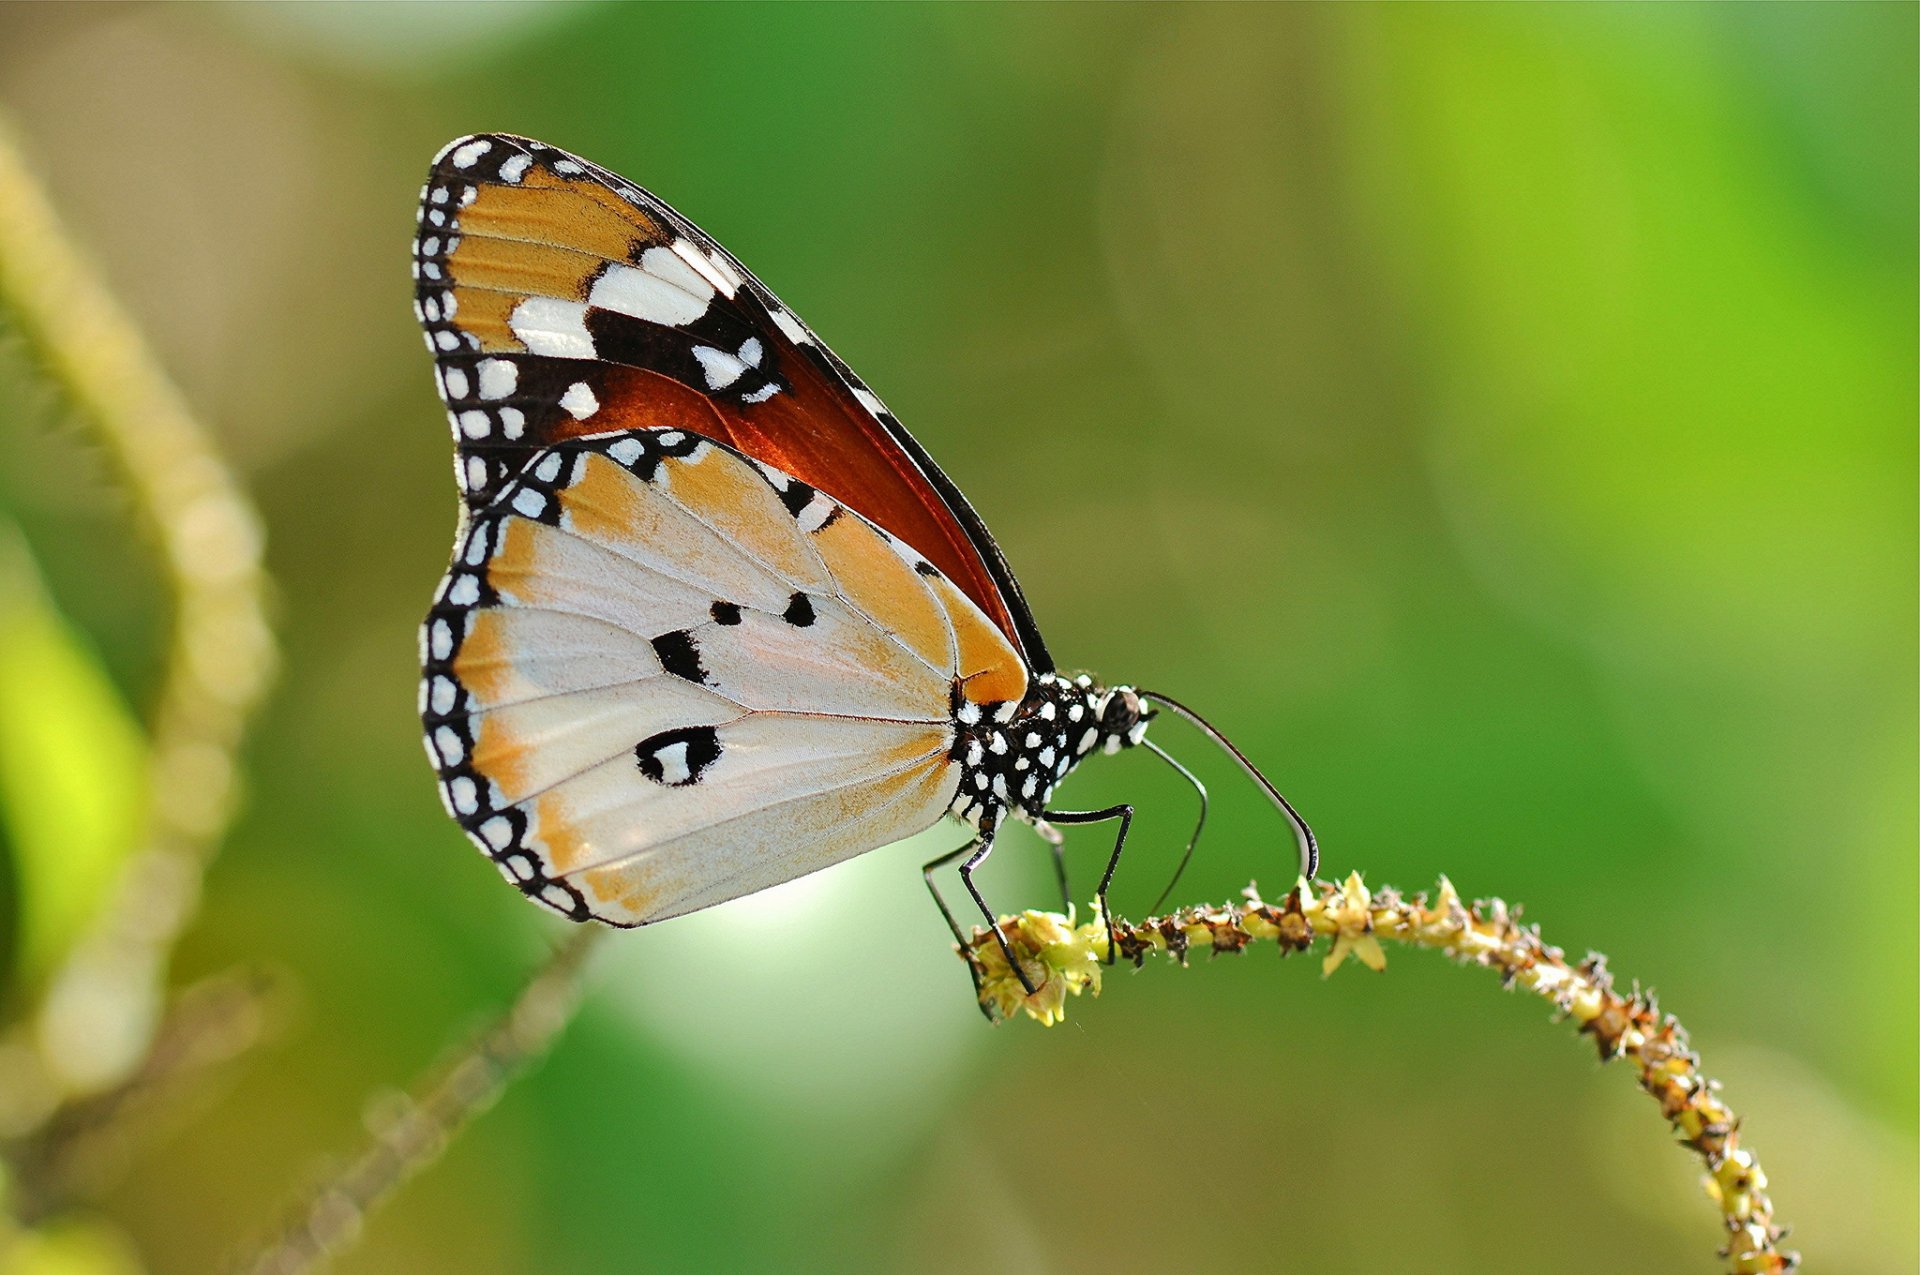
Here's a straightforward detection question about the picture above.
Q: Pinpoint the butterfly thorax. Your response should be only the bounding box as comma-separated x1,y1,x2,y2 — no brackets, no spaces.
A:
948,673,1149,827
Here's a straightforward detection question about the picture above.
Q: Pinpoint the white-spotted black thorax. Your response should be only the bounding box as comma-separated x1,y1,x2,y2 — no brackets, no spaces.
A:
948,672,1151,826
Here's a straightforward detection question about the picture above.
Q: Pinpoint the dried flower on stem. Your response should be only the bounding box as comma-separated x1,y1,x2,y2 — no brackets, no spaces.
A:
964,874,1797,1275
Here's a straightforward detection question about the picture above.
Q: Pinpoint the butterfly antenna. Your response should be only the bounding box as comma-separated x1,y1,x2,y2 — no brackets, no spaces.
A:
1135,689,1318,881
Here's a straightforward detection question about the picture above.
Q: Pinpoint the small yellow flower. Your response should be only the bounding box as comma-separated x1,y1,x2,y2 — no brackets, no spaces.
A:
1320,872,1388,975
970,910,1104,1026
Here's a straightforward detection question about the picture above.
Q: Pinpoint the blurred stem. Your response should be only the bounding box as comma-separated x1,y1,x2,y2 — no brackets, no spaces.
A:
9,968,284,1224
967,876,1799,1275
234,926,605,1275
0,113,275,1100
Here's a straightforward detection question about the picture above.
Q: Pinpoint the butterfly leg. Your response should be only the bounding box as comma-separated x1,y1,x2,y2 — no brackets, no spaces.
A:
956,833,1039,998
1039,804,1134,965
923,828,1036,1015
1033,818,1071,913
1143,739,1209,915
922,836,980,954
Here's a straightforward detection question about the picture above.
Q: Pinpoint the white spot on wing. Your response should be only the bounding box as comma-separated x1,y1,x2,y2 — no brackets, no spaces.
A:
449,139,492,169
512,488,547,518
508,297,597,359
706,249,744,293
588,251,714,328
654,740,692,785
671,237,738,297
770,307,810,345
498,153,532,184
560,382,599,419
795,495,834,534
692,345,747,390
476,358,517,400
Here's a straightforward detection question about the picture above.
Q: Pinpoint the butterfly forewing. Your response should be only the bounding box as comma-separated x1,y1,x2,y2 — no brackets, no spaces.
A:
413,133,1049,669
420,429,1027,926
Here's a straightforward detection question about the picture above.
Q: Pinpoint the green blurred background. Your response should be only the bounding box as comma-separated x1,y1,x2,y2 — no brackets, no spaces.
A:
0,3,1913,1272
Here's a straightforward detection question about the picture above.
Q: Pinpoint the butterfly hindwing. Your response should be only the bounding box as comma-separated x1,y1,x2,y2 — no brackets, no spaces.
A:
412,133,1050,669
420,428,1028,926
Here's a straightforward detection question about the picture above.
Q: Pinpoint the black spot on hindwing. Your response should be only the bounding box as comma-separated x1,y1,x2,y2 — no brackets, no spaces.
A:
634,726,722,787
710,600,742,625
651,630,708,683
782,593,815,627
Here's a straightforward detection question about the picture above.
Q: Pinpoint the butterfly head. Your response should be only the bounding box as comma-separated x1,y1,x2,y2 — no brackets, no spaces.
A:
1092,684,1152,755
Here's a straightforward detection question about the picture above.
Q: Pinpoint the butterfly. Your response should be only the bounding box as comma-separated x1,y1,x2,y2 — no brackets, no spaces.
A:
412,134,1316,994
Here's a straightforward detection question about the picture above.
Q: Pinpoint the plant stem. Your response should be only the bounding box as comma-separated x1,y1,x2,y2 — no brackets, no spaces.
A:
965,874,1799,1275
0,112,276,1100
234,925,606,1275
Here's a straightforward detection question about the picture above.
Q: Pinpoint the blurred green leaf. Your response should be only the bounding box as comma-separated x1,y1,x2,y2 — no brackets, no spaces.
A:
0,521,145,993
0,1215,144,1275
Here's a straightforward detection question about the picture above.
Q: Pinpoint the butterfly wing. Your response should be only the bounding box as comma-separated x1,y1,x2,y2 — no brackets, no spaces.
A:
420,428,1028,926
412,133,1050,672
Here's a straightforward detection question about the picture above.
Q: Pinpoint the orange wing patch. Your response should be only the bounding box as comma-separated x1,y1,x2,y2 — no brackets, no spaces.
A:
810,512,954,674
458,173,652,263
657,443,835,595
925,573,1028,708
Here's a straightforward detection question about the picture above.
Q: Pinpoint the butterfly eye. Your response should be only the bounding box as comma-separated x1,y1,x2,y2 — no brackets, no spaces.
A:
1100,687,1143,738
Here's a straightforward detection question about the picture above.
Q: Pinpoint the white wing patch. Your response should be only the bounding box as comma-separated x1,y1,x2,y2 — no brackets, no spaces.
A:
530,713,954,924
420,429,1026,926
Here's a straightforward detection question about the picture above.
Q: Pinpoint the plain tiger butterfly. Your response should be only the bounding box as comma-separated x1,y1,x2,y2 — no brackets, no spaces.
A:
412,134,1316,994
